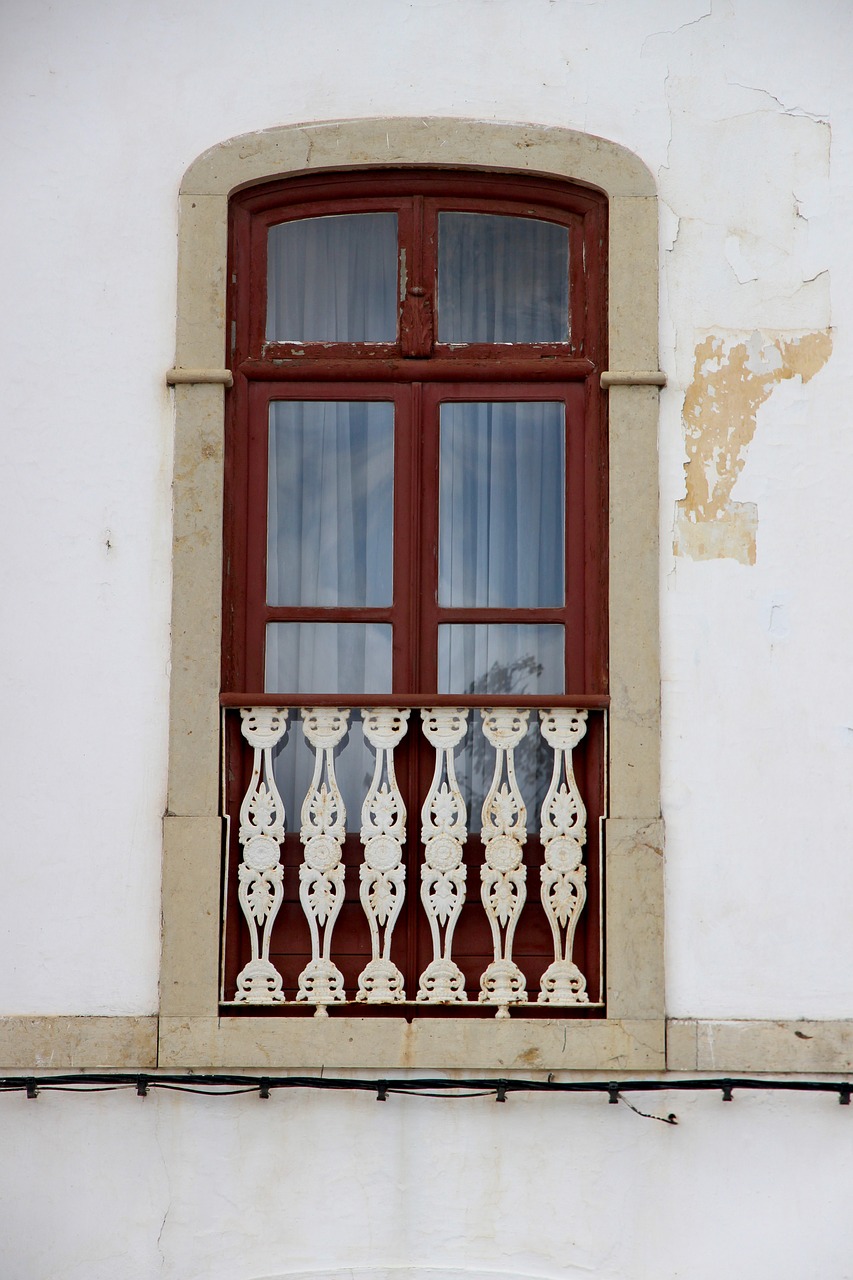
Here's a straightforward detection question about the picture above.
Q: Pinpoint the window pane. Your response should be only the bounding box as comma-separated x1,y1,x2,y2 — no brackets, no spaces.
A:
439,624,563,821
270,716,373,837
267,401,394,607
267,213,398,342
438,213,569,343
439,401,565,607
265,622,392,694
438,623,564,696
455,716,553,831
265,623,391,832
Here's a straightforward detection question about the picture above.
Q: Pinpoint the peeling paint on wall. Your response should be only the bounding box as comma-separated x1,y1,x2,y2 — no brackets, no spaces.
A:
674,330,832,564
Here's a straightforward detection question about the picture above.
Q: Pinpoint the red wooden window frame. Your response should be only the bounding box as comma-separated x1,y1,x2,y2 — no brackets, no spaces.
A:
221,170,608,1014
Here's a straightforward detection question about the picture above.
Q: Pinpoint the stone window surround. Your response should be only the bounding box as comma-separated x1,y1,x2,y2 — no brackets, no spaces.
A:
5,120,848,1074
154,117,663,1070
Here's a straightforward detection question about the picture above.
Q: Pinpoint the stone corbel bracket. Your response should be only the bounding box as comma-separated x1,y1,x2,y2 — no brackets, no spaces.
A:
600,370,667,388
167,367,234,387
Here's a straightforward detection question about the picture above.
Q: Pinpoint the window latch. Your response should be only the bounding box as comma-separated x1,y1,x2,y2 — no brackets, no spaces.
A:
401,286,434,358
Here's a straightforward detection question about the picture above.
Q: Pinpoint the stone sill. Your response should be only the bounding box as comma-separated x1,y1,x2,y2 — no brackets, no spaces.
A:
666,1019,853,1073
0,1015,851,1074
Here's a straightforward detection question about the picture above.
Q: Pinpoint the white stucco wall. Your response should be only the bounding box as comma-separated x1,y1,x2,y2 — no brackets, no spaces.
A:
2,2,852,1275
3,1084,853,1280
3,0,852,1019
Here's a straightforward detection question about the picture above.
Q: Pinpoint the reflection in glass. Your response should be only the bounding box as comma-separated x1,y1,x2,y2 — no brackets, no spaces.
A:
458,716,553,825
272,716,373,836
438,626,563,821
438,213,569,343
267,213,398,342
438,624,564,697
439,401,565,607
267,401,394,607
266,622,392,832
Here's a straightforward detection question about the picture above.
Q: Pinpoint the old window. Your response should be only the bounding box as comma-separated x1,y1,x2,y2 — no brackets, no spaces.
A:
220,172,607,1016
162,120,663,1070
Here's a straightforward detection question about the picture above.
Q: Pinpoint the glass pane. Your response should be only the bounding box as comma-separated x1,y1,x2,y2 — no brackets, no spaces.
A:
270,716,373,834
438,624,564,696
265,622,392,694
266,622,391,831
267,215,397,345
267,401,394,607
439,624,563,823
272,716,374,836
267,212,398,342
456,716,553,829
438,213,569,343
439,401,565,607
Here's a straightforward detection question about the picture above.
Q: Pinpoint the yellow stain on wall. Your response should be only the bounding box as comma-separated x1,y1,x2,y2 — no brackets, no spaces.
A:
674,330,832,565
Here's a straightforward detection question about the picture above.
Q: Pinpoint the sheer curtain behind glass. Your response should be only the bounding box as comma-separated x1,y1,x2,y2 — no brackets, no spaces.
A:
438,213,569,343
267,400,393,609
266,400,394,827
265,211,397,822
438,399,566,817
267,213,398,342
436,212,570,818
439,400,564,610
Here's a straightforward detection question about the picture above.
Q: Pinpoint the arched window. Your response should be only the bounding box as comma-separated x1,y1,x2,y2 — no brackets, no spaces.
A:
221,171,607,1014
163,120,663,1069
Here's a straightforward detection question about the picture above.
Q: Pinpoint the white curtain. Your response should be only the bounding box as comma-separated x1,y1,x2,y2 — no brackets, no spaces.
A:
266,399,394,827
437,399,566,818
267,212,397,342
439,400,565,611
438,212,569,343
263,212,570,824
266,399,394,610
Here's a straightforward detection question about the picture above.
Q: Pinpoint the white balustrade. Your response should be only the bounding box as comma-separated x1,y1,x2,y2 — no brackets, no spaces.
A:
229,703,596,1011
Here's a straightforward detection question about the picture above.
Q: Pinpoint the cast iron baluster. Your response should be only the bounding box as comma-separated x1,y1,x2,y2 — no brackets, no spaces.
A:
297,708,349,1014
234,708,289,1004
356,708,410,1002
538,708,590,1004
479,708,530,1017
417,707,469,1002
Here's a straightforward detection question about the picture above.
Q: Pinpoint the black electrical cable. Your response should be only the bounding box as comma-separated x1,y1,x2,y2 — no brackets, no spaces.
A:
0,1073,849,1109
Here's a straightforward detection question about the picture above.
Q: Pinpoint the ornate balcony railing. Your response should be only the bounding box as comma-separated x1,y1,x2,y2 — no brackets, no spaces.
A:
224,700,604,1018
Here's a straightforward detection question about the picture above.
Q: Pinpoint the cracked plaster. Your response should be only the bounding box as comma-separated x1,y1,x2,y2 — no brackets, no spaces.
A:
674,329,832,564
657,60,834,567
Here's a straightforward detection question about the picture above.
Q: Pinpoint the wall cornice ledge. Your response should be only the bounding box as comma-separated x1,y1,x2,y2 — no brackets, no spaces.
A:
0,1016,158,1070
1,1016,852,1073
667,1018,853,1073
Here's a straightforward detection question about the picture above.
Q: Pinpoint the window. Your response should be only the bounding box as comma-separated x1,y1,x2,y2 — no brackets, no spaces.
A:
221,173,608,1016
162,119,663,1069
